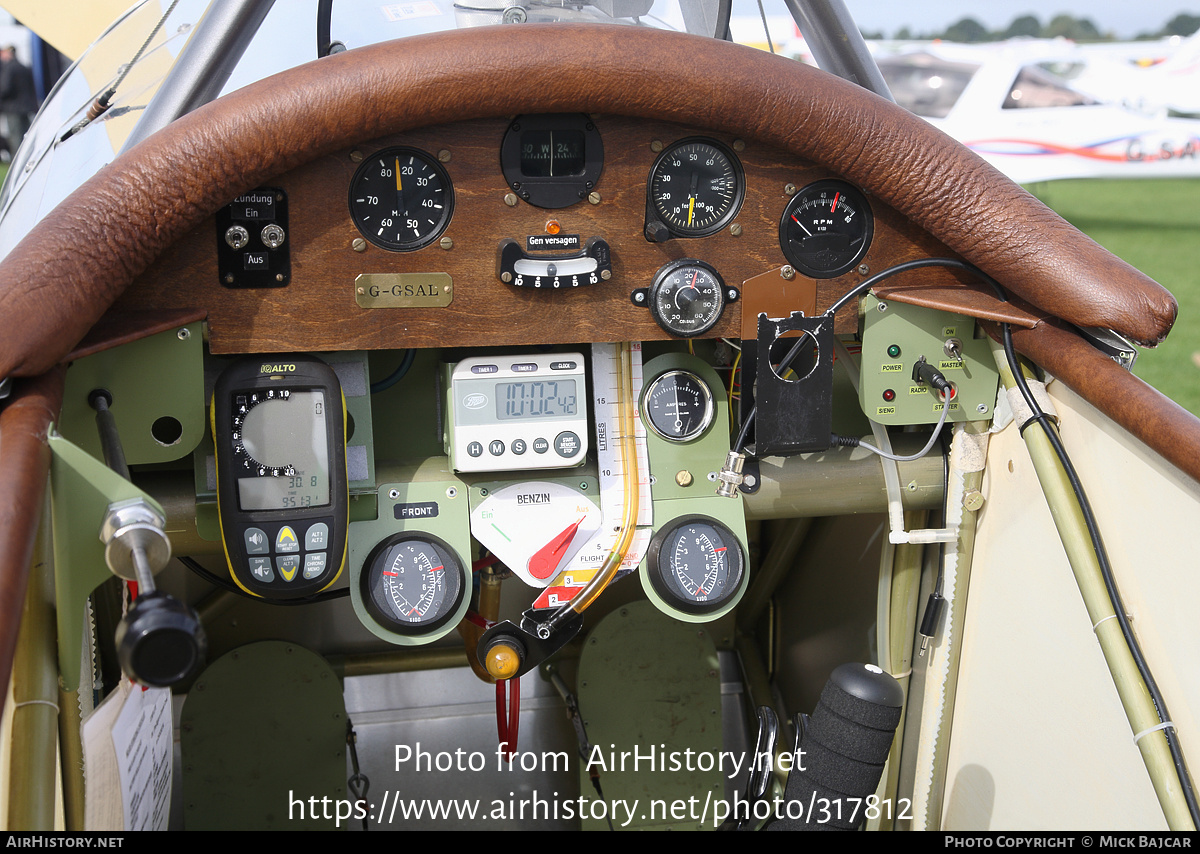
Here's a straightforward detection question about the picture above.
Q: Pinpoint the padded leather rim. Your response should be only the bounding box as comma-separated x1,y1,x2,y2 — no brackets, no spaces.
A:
0,369,63,704
0,23,1179,378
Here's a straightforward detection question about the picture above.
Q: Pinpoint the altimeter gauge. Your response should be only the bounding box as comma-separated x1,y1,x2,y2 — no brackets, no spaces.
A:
647,138,744,238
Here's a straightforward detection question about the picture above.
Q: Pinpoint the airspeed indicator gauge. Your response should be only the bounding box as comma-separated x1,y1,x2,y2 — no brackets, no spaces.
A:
349,146,454,252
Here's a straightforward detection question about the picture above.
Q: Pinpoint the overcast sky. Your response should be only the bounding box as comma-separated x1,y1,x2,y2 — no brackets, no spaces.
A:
744,1,1196,39
837,1,1190,38
1,1,1193,43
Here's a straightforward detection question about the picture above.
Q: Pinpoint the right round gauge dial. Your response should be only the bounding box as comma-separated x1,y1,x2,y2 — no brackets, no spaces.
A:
779,179,873,278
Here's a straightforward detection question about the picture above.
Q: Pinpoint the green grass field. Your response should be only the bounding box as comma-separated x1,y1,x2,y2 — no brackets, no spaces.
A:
1029,178,1200,416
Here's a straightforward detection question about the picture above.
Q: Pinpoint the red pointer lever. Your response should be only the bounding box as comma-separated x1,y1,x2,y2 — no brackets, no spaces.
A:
528,517,585,580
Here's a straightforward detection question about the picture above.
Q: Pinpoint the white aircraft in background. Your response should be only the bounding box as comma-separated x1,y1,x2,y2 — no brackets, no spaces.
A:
870,38,1200,184
1062,31,1200,118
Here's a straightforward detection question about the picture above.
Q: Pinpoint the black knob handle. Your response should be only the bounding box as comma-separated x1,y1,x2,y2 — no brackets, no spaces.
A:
115,591,206,688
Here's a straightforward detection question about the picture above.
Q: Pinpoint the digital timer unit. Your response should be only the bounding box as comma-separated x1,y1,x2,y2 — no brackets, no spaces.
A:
445,353,589,473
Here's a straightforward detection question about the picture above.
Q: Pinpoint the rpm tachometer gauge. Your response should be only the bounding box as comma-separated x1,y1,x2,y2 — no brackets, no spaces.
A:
779,179,872,278
349,146,454,251
648,138,744,238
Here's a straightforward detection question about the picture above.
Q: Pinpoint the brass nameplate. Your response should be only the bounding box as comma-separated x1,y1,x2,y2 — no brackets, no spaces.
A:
355,273,452,308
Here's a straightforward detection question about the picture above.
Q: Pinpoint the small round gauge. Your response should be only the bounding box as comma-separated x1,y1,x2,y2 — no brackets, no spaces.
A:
648,259,728,337
361,533,466,635
348,146,454,251
646,516,745,617
779,179,873,278
642,370,715,443
648,138,744,238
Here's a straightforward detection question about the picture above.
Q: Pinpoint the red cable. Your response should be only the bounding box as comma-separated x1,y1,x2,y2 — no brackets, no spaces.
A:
495,677,520,760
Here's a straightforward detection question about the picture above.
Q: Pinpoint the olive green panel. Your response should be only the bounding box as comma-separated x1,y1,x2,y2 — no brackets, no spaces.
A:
348,459,471,646
638,493,750,624
858,295,998,425
635,354,749,624
640,352,732,503
576,601,723,830
372,349,445,465
180,641,346,830
48,433,165,691
58,323,205,465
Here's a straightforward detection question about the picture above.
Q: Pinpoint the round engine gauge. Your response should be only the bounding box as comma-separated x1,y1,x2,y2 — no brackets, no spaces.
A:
361,533,466,635
648,259,728,337
779,179,873,278
348,146,454,251
648,138,744,238
646,516,745,617
642,370,715,443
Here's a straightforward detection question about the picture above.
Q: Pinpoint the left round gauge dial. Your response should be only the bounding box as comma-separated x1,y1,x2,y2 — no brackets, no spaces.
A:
348,147,453,251
361,533,466,635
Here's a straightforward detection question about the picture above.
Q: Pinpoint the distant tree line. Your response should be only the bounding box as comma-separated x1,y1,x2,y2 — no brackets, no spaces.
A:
861,12,1200,43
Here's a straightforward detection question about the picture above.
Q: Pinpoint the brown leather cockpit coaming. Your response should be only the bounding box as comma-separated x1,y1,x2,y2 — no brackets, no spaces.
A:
0,24,1178,382
995,321,1200,484
0,369,64,704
